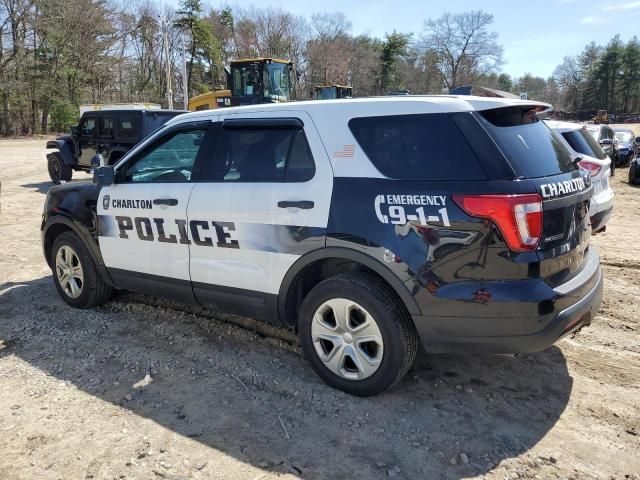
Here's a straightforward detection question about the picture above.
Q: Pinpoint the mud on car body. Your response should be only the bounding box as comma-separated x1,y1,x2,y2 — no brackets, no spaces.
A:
42,97,604,396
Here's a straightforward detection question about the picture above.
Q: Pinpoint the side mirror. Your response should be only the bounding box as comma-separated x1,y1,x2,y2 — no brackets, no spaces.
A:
93,165,114,186
71,126,78,136
600,138,613,146
635,136,640,143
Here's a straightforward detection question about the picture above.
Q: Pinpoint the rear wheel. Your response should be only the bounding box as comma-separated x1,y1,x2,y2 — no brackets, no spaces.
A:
51,232,112,308
47,152,72,184
298,273,418,396
629,161,640,185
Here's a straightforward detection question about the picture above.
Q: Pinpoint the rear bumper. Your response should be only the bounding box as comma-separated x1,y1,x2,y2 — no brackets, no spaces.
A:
590,205,614,233
413,249,603,354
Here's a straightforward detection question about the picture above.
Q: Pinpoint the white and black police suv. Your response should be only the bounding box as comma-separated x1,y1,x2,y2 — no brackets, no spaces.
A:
42,97,603,396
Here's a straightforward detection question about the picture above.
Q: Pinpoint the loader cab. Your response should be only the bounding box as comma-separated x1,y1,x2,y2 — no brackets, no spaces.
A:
229,58,293,106
314,85,353,100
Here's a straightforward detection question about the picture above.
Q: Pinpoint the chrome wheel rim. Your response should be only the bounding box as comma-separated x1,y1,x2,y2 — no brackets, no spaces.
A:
311,298,384,380
55,245,84,299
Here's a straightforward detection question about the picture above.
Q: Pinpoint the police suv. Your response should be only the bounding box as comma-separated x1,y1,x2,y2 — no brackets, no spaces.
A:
42,97,603,396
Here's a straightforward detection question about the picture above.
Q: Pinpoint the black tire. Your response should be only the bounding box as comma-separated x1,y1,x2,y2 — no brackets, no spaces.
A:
298,272,419,396
50,232,112,308
108,152,123,166
630,162,640,185
47,152,72,184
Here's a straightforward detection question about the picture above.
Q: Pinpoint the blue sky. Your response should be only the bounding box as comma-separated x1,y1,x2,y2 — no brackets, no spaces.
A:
190,0,640,78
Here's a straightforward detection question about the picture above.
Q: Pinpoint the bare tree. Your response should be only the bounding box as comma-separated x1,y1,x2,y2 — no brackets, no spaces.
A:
420,10,503,90
554,56,581,111
306,12,352,89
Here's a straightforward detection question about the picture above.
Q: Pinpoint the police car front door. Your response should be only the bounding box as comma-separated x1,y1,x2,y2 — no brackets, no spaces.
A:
97,123,212,301
187,114,333,322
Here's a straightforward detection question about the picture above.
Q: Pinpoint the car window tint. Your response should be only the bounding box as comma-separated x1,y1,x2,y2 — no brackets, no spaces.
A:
562,130,606,160
120,128,206,183
348,113,486,180
81,117,95,136
99,116,114,137
216,127,315,182
118,115,140,138
478,107,574,178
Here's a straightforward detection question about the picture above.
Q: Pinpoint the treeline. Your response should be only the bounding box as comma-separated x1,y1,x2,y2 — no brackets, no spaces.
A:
553,36,640,116
0,0,637,136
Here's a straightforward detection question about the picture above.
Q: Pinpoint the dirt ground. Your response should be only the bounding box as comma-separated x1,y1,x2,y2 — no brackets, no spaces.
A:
0,138,638,480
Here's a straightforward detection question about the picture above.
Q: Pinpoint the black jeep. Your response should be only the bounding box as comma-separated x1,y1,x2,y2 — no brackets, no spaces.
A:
46,109,185,184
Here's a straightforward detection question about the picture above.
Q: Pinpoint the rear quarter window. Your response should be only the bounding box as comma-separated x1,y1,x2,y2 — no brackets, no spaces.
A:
478,107,575,178
562,130,606,160
348,113,487,180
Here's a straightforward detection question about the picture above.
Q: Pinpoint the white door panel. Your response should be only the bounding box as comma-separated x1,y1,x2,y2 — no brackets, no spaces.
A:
188,111,333,294
190,247,299,294
97,183,194,280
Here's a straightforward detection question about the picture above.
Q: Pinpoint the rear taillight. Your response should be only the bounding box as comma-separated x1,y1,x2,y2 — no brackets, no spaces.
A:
578,160,602,177
453,194,543,252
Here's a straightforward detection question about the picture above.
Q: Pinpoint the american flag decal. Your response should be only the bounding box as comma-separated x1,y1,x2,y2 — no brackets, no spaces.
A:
334,144,355,158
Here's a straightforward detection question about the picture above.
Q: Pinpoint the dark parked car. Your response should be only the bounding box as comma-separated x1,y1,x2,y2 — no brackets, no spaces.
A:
46,109,185,184
586,125,618,175
612,128,636,167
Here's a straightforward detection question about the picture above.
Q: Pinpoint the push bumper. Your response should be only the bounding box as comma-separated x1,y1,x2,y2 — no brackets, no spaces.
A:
413,249,603,354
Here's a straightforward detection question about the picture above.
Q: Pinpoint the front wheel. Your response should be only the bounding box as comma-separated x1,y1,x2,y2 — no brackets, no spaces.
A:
50,232,112,308
298,273,418,396
47,152,72,184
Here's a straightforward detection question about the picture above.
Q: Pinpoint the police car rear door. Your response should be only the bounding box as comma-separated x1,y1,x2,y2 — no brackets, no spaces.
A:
187,112,333,322
97,120,216,302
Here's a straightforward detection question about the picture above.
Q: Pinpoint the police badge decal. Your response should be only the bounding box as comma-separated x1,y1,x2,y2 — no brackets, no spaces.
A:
103,194,110,211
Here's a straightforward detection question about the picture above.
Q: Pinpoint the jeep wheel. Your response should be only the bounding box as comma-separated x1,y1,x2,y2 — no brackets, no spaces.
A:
47,152,72,184
51,232,112,308
298,273,418,396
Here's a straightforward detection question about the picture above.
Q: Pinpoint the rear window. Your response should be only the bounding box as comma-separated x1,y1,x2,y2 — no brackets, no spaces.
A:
614,131,633,143
348,113,487,180
478,107,575,178
562,130,606,160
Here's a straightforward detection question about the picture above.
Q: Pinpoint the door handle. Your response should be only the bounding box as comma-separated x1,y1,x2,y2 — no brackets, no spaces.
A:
277,200,314,209
153,198,178,206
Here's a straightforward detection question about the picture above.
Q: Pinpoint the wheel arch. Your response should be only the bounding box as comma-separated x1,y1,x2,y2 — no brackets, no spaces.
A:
46,139,75,166
43,216,114,286
278,247,420,326
108,149,127,165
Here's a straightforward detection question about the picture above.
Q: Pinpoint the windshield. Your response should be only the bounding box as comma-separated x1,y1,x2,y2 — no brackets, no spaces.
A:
478,107,575,178
264,62,291,102
231,63,261,97
562,130,606,160
614,131,634,143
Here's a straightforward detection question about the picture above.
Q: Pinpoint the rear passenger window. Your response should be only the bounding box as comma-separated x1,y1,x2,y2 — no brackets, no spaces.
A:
118,115,140,138
348,114,486,180
215,127,315,182
99,116,114,137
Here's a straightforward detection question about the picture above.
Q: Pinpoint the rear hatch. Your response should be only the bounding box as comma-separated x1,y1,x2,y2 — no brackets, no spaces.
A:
476,106,593,287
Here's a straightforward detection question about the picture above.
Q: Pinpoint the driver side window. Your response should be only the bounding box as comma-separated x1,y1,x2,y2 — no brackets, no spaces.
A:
119,128,207,183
